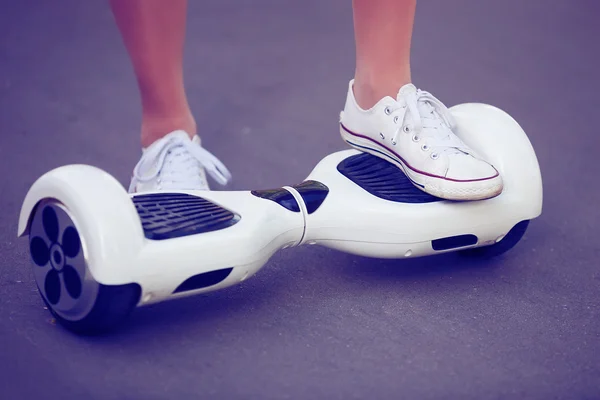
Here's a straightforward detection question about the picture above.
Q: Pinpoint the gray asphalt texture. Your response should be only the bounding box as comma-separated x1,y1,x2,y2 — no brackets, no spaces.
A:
1,1,599,399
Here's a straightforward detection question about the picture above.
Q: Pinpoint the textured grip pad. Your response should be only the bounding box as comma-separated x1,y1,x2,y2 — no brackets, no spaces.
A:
132,193,240,240
337,153,442,203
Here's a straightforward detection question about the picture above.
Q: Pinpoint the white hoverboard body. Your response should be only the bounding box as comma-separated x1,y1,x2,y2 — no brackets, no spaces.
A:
17,103,542,334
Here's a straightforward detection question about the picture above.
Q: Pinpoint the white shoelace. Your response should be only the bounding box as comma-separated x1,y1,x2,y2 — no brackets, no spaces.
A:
130,133,231,191
389,89,466,154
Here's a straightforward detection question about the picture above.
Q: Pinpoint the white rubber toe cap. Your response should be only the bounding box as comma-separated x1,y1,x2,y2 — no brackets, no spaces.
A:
445,153,499,181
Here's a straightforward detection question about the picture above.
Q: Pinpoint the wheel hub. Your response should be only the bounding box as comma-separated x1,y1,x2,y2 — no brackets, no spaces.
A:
28,201,99,321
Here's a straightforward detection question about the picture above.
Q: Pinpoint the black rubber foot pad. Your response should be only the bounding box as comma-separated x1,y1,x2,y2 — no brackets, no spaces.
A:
337,153,442,203
133,193,240,240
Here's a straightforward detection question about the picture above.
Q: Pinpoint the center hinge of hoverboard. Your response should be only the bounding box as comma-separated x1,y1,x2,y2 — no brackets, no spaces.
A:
251,180,330,246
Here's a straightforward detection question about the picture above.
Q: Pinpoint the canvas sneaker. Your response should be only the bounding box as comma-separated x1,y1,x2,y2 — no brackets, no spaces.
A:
128,130,231,193
339,80,503,200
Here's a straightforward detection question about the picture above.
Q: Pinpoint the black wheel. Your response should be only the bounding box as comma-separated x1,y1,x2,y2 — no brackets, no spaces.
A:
28,200,141,335
460,220,530,258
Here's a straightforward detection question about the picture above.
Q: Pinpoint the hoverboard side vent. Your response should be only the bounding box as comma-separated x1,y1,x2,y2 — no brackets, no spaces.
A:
431,234,478,251
132,193,240,240
173,268,234,294
336,153,442,203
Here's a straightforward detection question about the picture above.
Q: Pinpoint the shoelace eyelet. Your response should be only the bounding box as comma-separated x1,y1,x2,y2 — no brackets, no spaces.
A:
384,106,392,115
412,135,420,142
379,132,385,139
393,116,399,124
421,144,429,152
403,125,411,133
391,139,397,145
431,153,439,160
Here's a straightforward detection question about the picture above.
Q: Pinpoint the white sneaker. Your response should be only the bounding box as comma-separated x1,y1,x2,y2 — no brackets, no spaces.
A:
339,80,503,200
128,130,231,193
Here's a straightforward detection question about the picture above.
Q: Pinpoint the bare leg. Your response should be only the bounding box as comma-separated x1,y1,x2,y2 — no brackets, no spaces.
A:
351,0,416,110
110,0,196,147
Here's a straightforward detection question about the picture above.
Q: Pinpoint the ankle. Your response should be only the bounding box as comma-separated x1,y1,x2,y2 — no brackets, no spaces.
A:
352,75,412,110
141,113,197,148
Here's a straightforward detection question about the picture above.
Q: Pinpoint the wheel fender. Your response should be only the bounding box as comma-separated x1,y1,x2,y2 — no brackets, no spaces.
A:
18,164,144,285
450,103,543,219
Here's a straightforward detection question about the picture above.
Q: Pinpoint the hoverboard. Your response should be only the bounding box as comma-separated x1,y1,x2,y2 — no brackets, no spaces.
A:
17,103,543,334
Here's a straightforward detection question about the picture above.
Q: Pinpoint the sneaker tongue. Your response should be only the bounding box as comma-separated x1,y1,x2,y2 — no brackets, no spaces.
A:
397,83,438,117
396,83,417,100
161,144,206,189
396,83,462,154
142,130,191,152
